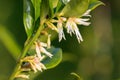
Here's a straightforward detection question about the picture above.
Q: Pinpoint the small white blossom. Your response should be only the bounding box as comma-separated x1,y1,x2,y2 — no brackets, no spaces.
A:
65,9,91,43
47,10,91,43
66,17,83,43
65,10,91,43
54,10,91,43
35,41,53,58
21,55,46,73
31,56,46,72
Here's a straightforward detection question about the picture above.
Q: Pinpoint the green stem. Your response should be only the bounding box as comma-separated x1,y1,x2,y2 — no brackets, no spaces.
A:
9,24,44,80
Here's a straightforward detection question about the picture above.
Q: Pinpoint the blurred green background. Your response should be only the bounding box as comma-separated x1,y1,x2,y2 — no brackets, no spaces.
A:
0,0,120,80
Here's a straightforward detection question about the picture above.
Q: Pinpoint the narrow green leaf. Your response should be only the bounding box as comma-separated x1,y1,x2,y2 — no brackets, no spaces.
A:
0,26,21,60
49,0,60,17
61,0,89,17
89,0,104,10
42,47,62,69
31,0,41,21
48,0,54,18
52,0,59,8
67,72,82,80
70,72,81,80
23,0,35,37
40,0,49,22
40,0,56,19
55,0,65,13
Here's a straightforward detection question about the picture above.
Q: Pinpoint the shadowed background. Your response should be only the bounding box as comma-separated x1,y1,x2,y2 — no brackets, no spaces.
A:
0,0,120,80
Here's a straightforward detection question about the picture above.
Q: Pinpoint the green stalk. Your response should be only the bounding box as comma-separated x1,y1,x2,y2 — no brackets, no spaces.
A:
9,24,44,80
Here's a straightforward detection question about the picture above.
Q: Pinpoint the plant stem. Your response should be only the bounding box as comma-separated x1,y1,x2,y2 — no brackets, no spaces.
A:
9,24,44,80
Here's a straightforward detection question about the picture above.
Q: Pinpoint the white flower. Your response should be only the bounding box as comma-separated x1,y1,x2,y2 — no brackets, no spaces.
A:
46,10,91,43
55,10,91,43
32,56,46,72
21,55,46,73
65,13,91,42
35,41,53,58
64,10,91,43
66,17,83,43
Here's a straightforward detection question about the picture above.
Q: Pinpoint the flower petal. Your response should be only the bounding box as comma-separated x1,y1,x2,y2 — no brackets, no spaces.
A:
66,20,73,35
47,35,51,48
75,18,91,26
35,42,42,59
15,74,29,79
57,22,66,42
82,9,91,17
40,47,53,58
72,22,83,42
40,42,47,47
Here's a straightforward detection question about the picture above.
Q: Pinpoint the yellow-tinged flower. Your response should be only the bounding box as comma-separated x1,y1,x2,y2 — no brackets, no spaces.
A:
64,10,91,43
46,10,91,43
21,55,46,73
35,41,53,59
45,21,58,32
66,18,83,43
15,74,29,79
65,17,90,43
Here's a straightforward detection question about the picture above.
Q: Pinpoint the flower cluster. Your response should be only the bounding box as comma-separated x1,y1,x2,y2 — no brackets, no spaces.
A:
14,8,91,80
15,35,52,79
35,41,53,59
46,9,91,43
12,0,103,79
21,55,46,73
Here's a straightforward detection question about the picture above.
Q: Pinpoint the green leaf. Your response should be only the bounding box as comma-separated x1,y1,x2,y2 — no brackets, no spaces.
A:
48,0,60,18
52,0,59,8
89,0,104,10
55,0,65,14
70,72,81,80
48,0,54,18
42,47,62,69
66,72,82,80
39,28,57,42
40,0,56,19
61,0,89,17
27,46,62,69
40,0,49,22
31,0,41,21
0,26,21,60
23,0,35,37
